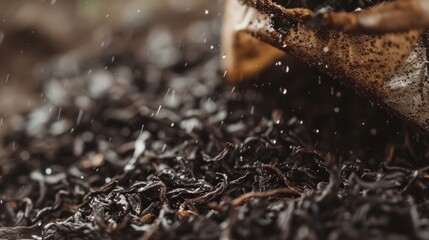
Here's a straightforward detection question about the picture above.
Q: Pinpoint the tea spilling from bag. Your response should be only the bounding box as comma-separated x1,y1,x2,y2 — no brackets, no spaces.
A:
223,0,429,132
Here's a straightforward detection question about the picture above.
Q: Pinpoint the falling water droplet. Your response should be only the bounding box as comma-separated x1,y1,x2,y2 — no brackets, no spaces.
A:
164,88,171,101
156,105,162,116
336,91,342,98
57,108,62,121
284,66,290,73
76,110,83,125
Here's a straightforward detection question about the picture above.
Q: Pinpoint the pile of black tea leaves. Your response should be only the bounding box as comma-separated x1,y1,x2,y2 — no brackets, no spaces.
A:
1,10,429,240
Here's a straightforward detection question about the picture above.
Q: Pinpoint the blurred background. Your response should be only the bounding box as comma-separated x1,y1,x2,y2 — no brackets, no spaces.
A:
0,0,221,136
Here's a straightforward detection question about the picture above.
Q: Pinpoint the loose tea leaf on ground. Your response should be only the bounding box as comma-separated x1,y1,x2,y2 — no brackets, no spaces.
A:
1,8,429,240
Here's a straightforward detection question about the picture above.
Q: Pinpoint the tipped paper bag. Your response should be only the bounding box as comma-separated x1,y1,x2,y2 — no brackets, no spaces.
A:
222,0,429,132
